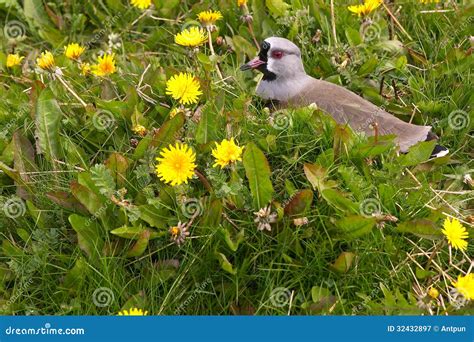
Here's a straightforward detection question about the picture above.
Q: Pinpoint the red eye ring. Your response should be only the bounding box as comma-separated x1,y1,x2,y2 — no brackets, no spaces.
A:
271,51,284,59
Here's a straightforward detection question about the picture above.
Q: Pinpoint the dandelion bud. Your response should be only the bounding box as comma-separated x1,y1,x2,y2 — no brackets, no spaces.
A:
240,14,253,24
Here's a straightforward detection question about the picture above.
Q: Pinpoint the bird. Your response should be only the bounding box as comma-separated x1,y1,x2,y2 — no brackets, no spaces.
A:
240,37,448,157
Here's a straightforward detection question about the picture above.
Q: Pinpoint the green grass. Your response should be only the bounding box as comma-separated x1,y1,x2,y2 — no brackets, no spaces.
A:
0,0,472,316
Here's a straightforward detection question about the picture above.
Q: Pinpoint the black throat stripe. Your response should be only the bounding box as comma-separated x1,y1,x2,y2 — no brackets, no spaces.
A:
258,41,277,81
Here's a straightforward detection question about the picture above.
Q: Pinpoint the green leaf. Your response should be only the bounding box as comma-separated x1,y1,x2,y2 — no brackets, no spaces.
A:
321,189,358,213
345,27,362,46
221,227,245,252
396,219,442,240
358,55,379,76
63,258,89,292
70,181,106,219
111,225,164,240
13,131,36,197
90,164,116,197
266,0,290,17
26,200,45,229
24,0,53,27
68,214,104,260
284,189,313,217
334,215,376,239
330,252,356,273
0,161,32,192
35,88,62,161
126,230,150,258
200,199,222,228
303,163,337,194
311,286,332,303
216,252,236,275
120,291,148,313
46,191,88,214
195,103,220,144
399,140,436,167
243,142,274,210
309,286,336,313
105,153,129,188
138,205,169,229
150,113,185,151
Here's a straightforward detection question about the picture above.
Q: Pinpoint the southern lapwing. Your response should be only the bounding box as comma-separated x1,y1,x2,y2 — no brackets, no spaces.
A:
241,37,449,157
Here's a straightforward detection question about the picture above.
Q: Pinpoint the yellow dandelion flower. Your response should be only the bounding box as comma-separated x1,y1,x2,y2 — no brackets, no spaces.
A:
419,0,439,3
427,287,439,299
6,54,24,68
237,0,247,6
197,10,223,26
131,0,152,10
166,73,202,105
212,138,244,168
155,143,196,186
80,62,91,76
175,27,208,48
36,51,56,71
64,43,86,60
91,53,116,77
348,0,382,16
132,124,147,137
118,308,148,316
442,217,469,251
453,273,474,301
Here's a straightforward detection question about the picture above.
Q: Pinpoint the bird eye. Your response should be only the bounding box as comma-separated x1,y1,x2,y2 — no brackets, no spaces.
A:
271,51,284,59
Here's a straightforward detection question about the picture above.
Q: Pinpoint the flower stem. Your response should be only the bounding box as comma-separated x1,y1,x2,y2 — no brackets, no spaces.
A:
56,73,88,108
206,26,224,81
195,169,212,193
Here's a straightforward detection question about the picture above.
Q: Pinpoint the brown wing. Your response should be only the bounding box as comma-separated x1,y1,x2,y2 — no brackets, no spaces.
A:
286,78,431,152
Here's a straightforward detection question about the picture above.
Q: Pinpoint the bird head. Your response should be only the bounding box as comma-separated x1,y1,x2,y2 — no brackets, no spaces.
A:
240,37,305,81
